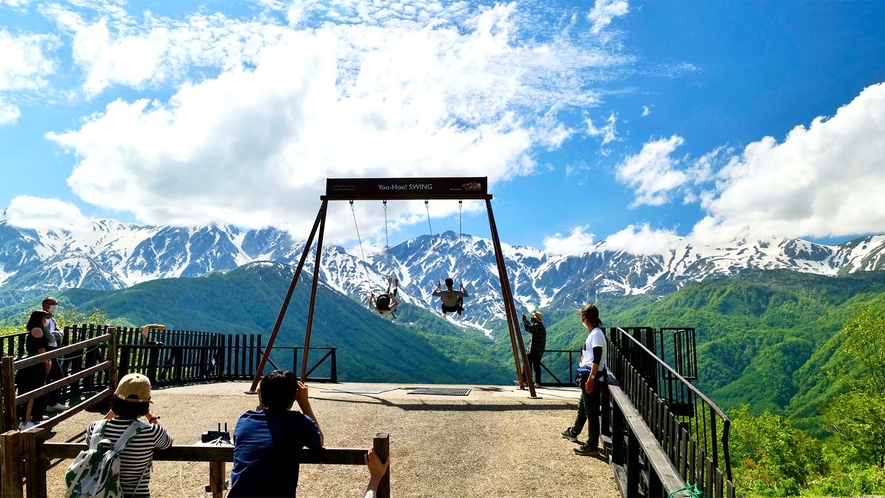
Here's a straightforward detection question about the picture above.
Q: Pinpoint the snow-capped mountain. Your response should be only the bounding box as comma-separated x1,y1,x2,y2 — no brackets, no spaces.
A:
2,216,884,327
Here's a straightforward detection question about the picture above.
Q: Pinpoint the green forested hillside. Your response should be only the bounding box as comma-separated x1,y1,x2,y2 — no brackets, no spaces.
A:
4,265,885,425
1,263,512,384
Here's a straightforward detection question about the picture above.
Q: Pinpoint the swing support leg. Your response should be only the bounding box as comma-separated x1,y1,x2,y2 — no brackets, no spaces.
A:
486,199,537,398
247,201,327,394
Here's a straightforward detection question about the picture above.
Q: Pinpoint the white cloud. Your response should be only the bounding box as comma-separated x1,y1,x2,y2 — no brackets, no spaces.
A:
585,112,618,148
0,96,20,125
543,225,596,256
0,0,33,11
46,2,636,243
641,105,649,117
690,82,885,242
0,29,56,91
43,5,289,98
587,0,629,34
602,223,679,256
615,135,688,206
4,196,89,230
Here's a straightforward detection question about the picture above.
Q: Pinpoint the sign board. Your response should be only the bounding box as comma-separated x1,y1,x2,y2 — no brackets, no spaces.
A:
324,177,488,200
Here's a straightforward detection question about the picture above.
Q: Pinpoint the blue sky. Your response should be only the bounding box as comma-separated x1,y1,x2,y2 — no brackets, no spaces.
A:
1,0,884,255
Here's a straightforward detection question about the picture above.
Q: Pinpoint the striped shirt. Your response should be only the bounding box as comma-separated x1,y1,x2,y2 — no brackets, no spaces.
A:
85,418,172,498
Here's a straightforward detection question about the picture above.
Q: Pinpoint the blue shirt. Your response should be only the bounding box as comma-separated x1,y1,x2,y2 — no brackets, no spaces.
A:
228,409,322,497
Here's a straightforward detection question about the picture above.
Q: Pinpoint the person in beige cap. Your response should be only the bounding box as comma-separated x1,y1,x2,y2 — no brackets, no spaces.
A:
521,311,547,387
86,373,173,497
562,304,608,458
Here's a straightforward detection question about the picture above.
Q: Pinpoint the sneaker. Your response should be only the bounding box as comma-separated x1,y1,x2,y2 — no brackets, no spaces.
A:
560,428,579,442
574,444,601,457
46,403,67,413
18,422,35,430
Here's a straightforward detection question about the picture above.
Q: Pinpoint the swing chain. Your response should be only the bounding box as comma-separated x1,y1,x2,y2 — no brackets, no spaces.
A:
426,200,440,285
350,200,366,262
457,199,463,282
383,200,391,271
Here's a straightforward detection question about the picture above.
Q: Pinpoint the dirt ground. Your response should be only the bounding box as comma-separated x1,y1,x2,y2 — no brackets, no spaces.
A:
43,382,619,498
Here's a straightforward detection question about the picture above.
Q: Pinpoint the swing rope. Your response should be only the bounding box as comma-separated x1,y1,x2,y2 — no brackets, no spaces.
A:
383,200,392,278
425,200,440,284
350,200,366,262
457,200,463,282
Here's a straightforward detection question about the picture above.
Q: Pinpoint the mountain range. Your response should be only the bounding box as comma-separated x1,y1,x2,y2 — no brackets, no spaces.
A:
2,216,885,328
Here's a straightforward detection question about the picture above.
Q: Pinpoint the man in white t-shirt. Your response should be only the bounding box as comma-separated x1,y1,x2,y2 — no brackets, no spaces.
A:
561,303,608,458
42,297,67,413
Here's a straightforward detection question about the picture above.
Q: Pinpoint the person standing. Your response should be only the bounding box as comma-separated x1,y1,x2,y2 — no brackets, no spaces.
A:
17,310,52,428
432,277,468,317
229,369,324,497
562,304,608,458
42,297,67,413
521,311,546,387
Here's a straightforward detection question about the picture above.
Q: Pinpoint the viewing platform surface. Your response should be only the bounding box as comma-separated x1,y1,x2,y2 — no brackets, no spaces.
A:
44,382,619,498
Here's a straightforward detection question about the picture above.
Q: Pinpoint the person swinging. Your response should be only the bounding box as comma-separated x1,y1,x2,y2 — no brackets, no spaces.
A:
433,277,468,317
369,278,399,319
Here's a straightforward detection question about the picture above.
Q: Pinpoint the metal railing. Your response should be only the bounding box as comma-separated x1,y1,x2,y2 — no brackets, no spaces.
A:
609,327,733,494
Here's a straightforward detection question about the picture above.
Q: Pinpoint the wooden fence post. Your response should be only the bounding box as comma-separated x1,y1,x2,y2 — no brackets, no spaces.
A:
330,349,338,383
374,433,390,498
0,430,24,498
2,357,17,433
207,460,226,498
22,427,46,498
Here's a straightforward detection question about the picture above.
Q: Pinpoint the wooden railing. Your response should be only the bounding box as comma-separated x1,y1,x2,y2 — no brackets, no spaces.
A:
0,334,117,434
608,327,734,498
1,428,390,498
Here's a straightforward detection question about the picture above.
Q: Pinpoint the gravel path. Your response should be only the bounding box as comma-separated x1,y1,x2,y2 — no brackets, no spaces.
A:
44,382,620,498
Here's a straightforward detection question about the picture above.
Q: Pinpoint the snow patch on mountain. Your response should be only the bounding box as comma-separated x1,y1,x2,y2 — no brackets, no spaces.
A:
2,219,885,326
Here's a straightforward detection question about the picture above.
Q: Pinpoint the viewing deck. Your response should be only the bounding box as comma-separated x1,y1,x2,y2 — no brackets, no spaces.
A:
41,381,619,498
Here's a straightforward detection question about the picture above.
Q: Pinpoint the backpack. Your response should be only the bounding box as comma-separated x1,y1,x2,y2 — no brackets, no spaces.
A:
65,420,147,498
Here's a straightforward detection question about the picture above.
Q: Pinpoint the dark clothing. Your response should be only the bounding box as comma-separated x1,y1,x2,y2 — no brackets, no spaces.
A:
441,299,463,314
45,346,65,406
572,369,608,449
229,409,323,497
527,351,543,385
43,323,65,406
521,319,546,356
17,328,49,423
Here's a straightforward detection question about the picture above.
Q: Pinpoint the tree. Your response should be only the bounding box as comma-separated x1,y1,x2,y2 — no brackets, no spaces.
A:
730,405,824,496
822,306,885,467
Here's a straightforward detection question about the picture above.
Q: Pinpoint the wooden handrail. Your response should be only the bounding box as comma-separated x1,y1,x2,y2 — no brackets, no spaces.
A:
2,430,391,498
12,334,111,370
12,361,111,407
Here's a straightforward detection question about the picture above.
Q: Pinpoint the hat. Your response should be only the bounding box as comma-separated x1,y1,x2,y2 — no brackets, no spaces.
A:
115,373,152,403
531,311,543,322
578,303,599,319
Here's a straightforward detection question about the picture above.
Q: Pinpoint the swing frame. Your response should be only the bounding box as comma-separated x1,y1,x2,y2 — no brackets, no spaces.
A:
248,177,539,398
